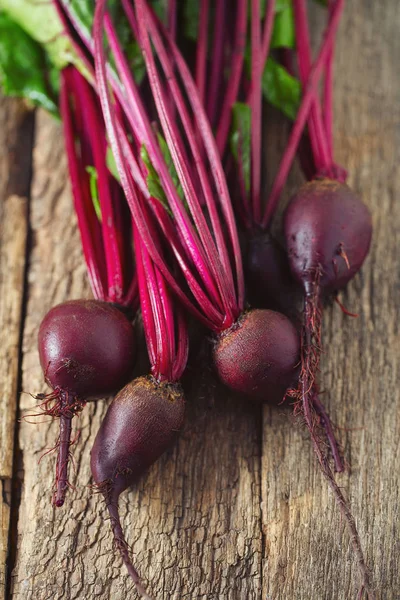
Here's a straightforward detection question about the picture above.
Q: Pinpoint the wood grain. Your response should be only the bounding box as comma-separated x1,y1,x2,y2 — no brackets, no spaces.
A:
2,1,400,599
0,98,34,598
262,3,400,599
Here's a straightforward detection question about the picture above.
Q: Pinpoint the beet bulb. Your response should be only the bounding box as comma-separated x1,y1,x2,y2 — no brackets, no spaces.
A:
285,179,372,294
37,299,136,506
284,178,374,597
91,376,185,599
212,309,300,403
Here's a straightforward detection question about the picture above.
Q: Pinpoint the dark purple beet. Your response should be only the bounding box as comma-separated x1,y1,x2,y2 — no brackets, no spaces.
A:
246,233,301,319
283,179,375,597
37,299,136,507
212,309,300,403
39,299,135,398
91,376,185,599
284,179,372,293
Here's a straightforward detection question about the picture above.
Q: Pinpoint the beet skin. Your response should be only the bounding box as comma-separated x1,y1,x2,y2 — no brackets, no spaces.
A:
90,376,185,599
91,376,185,498
37,299,136,507
285,179,372,293
39,299,136,399
212,309,300,402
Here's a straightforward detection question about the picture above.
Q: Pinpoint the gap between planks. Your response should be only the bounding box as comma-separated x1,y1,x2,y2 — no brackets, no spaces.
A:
0,97,35,600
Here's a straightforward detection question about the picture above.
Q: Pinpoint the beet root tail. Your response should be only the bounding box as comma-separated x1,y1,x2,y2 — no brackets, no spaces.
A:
311,388,344,473
51,391,85,507
107,502,154,600
298,275,376,599
53,413,73,508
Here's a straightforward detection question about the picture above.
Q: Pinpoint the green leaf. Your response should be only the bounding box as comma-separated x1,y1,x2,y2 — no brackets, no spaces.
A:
261,0,292,17
271,3,295,49
140,131,186,212
149,0,168,23
262,57,301,120
0,12,59,114
183,0,200,42
140,144,170,209
85,166,102,222
64,0,151,85
230,102,251,195
156,132,184,202
106,146,120,182
86,166,102,221
0,0,88,76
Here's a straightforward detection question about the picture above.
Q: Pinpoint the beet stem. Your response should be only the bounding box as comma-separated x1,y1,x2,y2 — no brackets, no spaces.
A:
215,0,247,155
293,0,331,171
60,68,107,301
94,1,220,328
323,0,335,160
260,0,276,69
150,8,246,312
74,71,125,304
134,6,238,319
107,502,154,600
195,0,210,105
261,0,344,228
250,0,263,224
300,281,376,600
206,0,226,127
167,0,177,41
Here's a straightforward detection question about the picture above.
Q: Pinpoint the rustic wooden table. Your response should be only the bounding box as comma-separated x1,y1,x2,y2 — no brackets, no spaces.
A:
1,3,399,599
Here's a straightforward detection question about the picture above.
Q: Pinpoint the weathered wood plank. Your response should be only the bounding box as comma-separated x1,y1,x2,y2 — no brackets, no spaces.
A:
262,3,400,599
11,110,262,599
6,2,400,598
0,97,34,598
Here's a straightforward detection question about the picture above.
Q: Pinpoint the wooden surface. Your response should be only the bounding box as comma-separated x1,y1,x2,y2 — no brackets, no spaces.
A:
1,2,399,599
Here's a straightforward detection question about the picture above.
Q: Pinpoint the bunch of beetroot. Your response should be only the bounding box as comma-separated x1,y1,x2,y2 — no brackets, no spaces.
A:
187,0,373,596
18,0,375,598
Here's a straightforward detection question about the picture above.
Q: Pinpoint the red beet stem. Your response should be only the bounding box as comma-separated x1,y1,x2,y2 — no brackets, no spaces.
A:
215,0,247,155
107,502,154,600
132,7,237,321
206,0,226,127
195,0,210,105
105,11,229,316
261,0,345,228
93,2,218,328
323,0,335,160
73,70,125,303
260,0,276,68
299,276,375,600
133,225,188,382
60,68,106,300
146,5,246,313
250,0,263,225
167,0,177,41
293,0,331,171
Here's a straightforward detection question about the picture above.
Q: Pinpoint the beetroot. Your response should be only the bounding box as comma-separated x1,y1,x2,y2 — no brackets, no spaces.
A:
285,179,372,293
284,178,374,597
37,299,135,507
91,377,185,599
213,309,299,402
